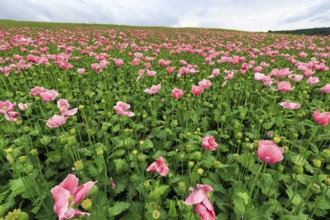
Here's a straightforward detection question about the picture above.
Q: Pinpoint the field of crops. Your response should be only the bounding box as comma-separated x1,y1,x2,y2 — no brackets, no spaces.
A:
0,20,330,220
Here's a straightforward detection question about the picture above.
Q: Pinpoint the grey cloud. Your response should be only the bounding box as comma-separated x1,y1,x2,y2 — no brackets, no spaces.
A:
280,0,330,24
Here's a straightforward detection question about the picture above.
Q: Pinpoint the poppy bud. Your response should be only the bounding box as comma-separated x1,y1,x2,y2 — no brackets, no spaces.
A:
178,181,186,195
312,159,322,168
74,160,84,171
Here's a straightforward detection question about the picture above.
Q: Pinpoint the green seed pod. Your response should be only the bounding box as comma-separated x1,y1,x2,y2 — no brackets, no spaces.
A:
293,164,304,174
17,211,29,220
81,199,92,211
310,183,321,194
178,181,186,195
312,159,322,168
213,160,221,169
74,160,84,171
194,151,202,161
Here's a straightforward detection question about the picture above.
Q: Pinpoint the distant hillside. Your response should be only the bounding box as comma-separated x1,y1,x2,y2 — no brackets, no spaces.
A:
269,27,330,36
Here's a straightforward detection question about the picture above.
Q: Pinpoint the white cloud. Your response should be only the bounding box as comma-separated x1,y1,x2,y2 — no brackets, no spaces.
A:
0,0,329,31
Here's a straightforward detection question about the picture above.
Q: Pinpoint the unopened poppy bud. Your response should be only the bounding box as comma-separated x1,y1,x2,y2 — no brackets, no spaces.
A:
16,120,22,125
81,199,92,211
321,149,330,161
26,164,34,173
59,135,68,144
324,177,330,186
220,115,226,122
213,160,221,169
70,128,76,134
78,105,84,110
74,160,84,171
5,147,13,154
138,154,145,162
293,162,304,174
17,211,29,220
312,159,322,168
179,152,185,160
144,180,151,189
96,148,104,156
67,136,77,146
29,148,38,157
273,136,281,144
194,151,202,161
140,140,144,145
18,155,27,164
132,150,138,155
178,181,186,195
311,183,321,194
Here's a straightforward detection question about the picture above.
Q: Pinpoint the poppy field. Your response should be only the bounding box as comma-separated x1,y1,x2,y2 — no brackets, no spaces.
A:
0,20,330,220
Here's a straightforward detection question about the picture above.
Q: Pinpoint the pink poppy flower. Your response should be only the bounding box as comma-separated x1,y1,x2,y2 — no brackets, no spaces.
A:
195,203,216,220
267,131,274,137
144,84,161,95
208,68,220,78
40,90,59,102
146,156,169,176
320,84,330,93
279,101,301,109
184,184,216,220
77,68,85,74
277,81,294,92
171,88,183,99
313,110,330,126
198,79,212,89
113,101,134,117
47,115,67,128
202,135,218,151
4,111,20,123
57,99,78,116
51,174,96,220
30,86,47,96
191,85,204,96
257,140,284,164
0,100,16,114
113,58,123,67
307,77,319,85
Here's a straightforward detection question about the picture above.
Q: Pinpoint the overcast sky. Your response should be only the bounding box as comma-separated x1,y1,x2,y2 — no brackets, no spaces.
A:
0,0,329,32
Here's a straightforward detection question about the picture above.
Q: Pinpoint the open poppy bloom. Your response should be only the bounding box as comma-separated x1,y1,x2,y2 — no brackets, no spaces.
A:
313,110,330,126
184,184,216,220
51,174,96,220
257,140,284,164
202,135,218,151
146,156,169,176
57,99,78,116
113,101,134,117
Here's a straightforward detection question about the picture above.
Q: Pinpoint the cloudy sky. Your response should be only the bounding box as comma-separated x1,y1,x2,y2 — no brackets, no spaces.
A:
0,0,329,32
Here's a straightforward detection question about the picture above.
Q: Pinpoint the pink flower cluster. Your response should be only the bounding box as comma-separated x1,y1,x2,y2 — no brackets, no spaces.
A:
113,101,135,117
30,86,59,102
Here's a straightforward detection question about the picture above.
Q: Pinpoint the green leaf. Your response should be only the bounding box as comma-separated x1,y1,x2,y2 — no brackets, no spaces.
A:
232,191,249,217
150,185,170,200
46,151,62,163
114,159,129,173
9,178,26,196
109,201,131,218
109,149,125,158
